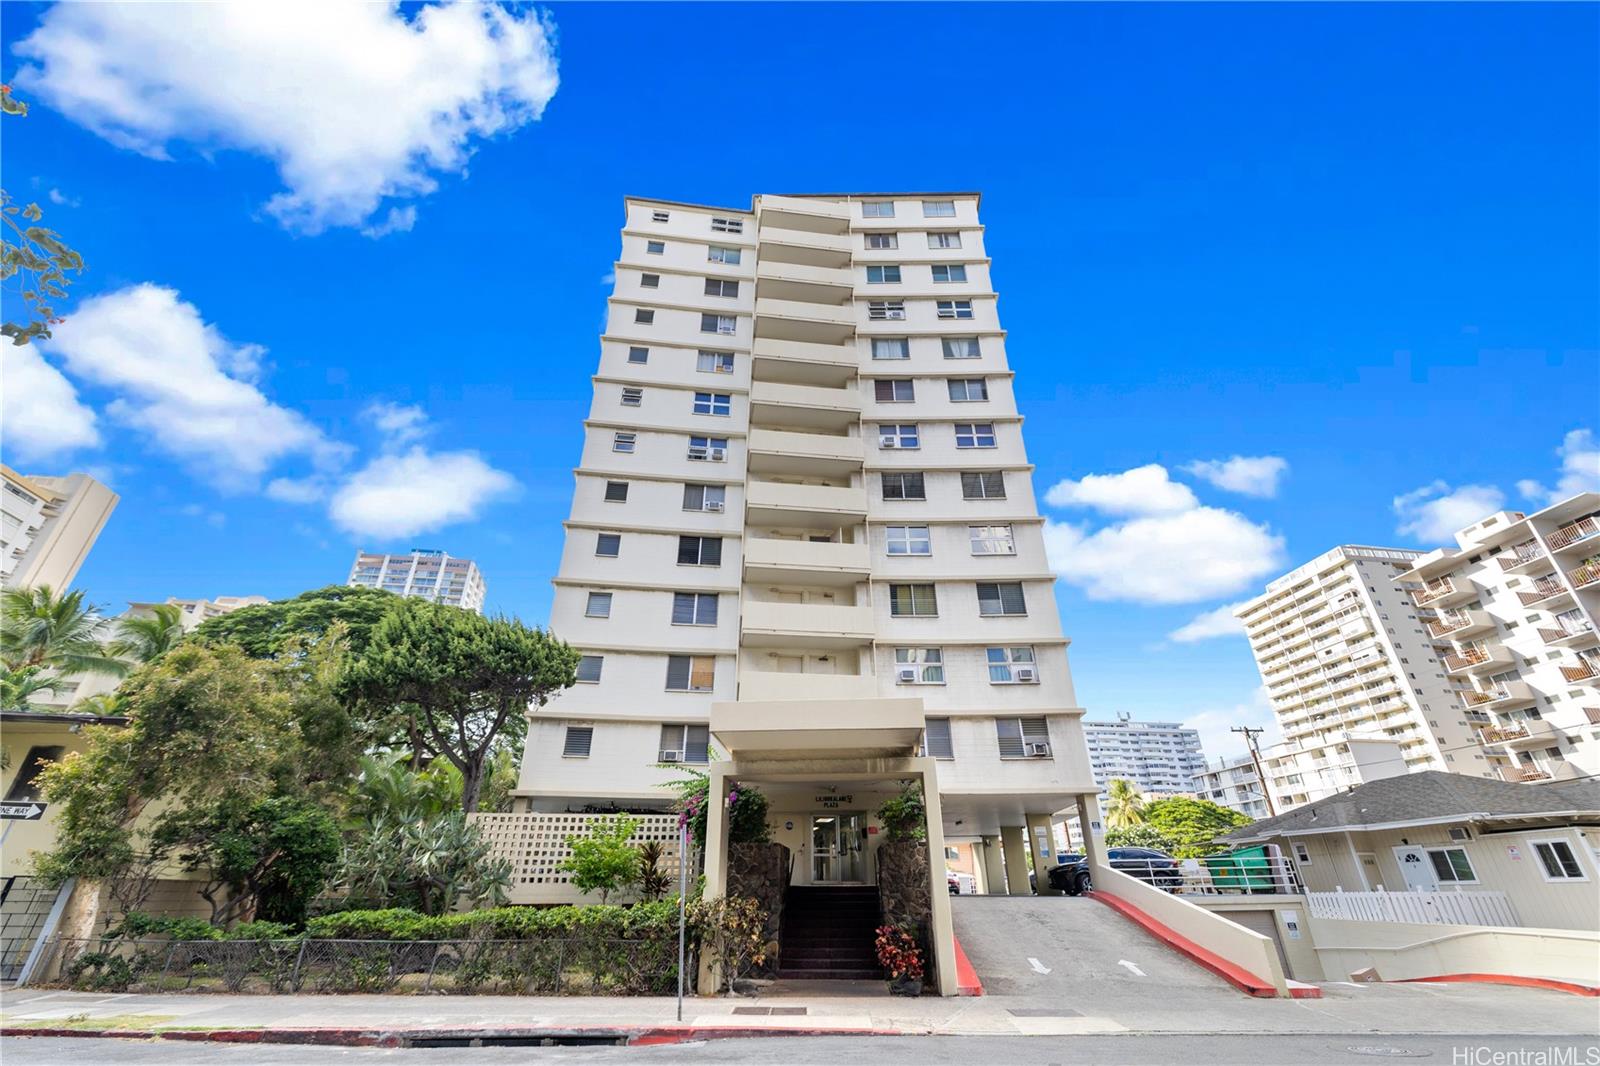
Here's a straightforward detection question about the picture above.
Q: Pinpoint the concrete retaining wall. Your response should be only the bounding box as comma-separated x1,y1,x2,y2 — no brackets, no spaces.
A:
1311,919,1600,989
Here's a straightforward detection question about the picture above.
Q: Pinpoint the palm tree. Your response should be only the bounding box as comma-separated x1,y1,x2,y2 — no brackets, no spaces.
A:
1104,778,1147,829
0,664,66,711
108,603,187,664
0,586,126,679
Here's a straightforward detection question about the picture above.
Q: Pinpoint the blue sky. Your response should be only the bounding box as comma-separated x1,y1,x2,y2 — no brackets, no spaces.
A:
3,3,1596,761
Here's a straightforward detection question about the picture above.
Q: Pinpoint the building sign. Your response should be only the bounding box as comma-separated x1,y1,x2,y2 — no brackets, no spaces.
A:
0,802,47,821
1283,910,1302,940
1506,845,1522,861
813,794,852,809
867,825,879,835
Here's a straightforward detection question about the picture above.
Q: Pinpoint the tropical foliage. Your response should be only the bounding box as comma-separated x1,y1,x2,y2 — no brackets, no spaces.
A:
1137,797,1253,859
1,586,124,680
1103,778,1147,829
191,585,398,659
660,758,772,849
633,840,674,902
335,807,511,916
561,815,641,904
876,782,927,842
107,603,187,664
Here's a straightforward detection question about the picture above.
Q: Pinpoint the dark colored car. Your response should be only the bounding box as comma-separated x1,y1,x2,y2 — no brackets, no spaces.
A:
1046,847,1181,895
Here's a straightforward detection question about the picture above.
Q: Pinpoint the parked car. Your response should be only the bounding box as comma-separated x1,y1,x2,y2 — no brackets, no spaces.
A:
948,872,960,895
1046,847,1181,895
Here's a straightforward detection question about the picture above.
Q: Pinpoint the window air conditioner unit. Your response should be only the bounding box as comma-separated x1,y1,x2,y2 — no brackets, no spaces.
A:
897,667,919,684
660,751,683,764
1025,742,1052,757
717,323,736,335
705,500,725,512
885,310,906,320
709,448,726,461
1447,826,1471,842
1015,667,1036,683
880,436,900,448
688,446,708,460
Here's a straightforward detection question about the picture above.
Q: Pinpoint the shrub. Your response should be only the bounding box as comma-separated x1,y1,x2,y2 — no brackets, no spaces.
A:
874,924,923,981
876,783,926,843
561,815,640,904
300,903,687,943
110,912,223,942
227,920,294,941
1104,825,1174,852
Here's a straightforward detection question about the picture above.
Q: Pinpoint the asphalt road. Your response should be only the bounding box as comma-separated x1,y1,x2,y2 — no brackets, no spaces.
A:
7,1034,1600,1065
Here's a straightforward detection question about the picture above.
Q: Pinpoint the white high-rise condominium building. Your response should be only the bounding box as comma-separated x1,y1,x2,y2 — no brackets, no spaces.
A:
1083,715,1207,801
347,549,486,613
513,192,1098,908
1392,492,1600,785
1236,545,1493,812
1,466,118,592
1191,752,1271,820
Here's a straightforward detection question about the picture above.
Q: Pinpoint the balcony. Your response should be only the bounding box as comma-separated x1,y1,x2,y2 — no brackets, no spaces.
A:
744,479,866,527
1547,514,1600,552
756,259,853,293
742,537,869,586
754,297,855,346
1517,577,1573,608
1426,609,1494,639
740,599,874,649
1539,621,1597,648
1559,656,1600,685
1442,645,1515,675
1501,766,1553,783
1410,577,1472,608
747,427,863,477
756,225,852,269
1566,562,1600,590
737,671,877,703
756,194,851,236
750,336,857,388
749,380,858,431
1478,718,1559,750
1497,540,1549,574
1457,680,1537,711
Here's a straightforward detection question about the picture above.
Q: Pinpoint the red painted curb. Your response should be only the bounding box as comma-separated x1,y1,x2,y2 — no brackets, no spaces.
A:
1396,973,1600,998
0,1024,905,1048
951,933,984,997
1088,891,1318,999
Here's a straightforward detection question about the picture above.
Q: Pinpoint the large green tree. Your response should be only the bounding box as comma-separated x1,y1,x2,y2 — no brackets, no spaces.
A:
341,601,579,813
1139,797,1253,858
191,585,398,659
1,586,125,680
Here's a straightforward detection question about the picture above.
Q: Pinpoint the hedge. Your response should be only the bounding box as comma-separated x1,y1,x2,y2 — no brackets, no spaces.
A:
303,901,685,942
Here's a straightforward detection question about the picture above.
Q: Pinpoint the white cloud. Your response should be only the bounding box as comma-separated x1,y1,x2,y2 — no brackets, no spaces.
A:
598,271,616,286
1,344,101,462
1183,687,1279,771
329,446,516,540
1516,429,1600,505
179,502,226,528
1043,463,1199,516
46,187,79,207
1182,455,1289,498
265,477,328,505
1392,480,1505,544
360,206,417,240
14,2,559,234
40,284,343,490
1168,602,1249,644
1044,508,1285,605
364,401,431,448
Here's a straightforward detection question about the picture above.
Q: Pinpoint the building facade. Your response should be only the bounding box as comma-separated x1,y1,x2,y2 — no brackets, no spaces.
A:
1391,493,1600,785
511,193,1098,922
1,466,118,592
1083,714,1207,803
1236,545,1496,812
1191,751,1272,820
347,549,486,612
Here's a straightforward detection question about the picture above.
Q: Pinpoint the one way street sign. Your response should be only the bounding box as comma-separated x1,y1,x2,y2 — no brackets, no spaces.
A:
0,802,47,821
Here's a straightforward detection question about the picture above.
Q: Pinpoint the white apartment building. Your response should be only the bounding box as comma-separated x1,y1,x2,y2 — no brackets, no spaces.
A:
1236,545,1492,812
1392,492,1600,785
347,549,486,613
1,466,118,592
1191,752,1272,820
1083,714,1207,801
511,193,1099,929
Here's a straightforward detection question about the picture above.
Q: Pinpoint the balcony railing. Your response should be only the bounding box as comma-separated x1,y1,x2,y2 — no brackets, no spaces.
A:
1410,578,1457,606
1497,540,1546,570
1539,621,1596,645
1547,514,1600,551
1502,767,1551,782
1560,657,1600,683
1517,578,1569,606
1567,562,1600,590
1427,610,1490,639
1479,724,1530,745
1443,647,1491,672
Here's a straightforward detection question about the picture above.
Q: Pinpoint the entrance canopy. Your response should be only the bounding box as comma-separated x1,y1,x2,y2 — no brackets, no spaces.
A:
709,695,925,760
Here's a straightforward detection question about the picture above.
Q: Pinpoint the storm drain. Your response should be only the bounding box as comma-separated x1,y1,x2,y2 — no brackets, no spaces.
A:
405,1034,628,1048
731,1006,809,1016
1007,1008,1083,1018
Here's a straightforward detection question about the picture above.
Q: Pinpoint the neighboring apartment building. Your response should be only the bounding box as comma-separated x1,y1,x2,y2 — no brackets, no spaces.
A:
1191,751,1272,820
1083,714,1207,803
512,192,1097,901
1,466,118,592
1391,492,1600,785
1236,545,1493,812
347,549,486,613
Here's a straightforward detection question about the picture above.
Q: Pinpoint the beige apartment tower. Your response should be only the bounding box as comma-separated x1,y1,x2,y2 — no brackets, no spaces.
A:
1,466,118,592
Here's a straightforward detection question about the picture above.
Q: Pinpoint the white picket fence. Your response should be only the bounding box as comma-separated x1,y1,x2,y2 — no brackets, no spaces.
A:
1307,889,1520,928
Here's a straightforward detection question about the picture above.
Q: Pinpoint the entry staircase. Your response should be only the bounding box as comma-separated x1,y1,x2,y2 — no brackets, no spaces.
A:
778,885,882,980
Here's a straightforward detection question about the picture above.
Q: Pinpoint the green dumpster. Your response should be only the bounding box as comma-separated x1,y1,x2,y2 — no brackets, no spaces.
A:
1202,846,1283,893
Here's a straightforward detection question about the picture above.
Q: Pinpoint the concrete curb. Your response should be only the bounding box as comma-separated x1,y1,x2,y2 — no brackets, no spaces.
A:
1,1024,907,1048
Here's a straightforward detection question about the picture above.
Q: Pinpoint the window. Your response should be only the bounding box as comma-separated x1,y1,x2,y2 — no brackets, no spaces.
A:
1293,843,1312,864
865,233,898,249
687,436,728,461
969,525,1015,555
871,337,910,360
595,533,621,557
711,216,744,233
987,646,1037,683
978,581,1027,616
996,716,1050,758
682,484,727,511
701,313,737,334
693,392,732,416
659,723,711,764
641,272,660,288
562,725,594,758
947,378,988,402
889,583,938,617
927,231,962,249
895,647,945,685
646,240,665,254
886,525,932,556
612,432,636,453
604,480,629,502
671,592,719,626
627,345,649,364
866,264,902,284
634,309,655,324
3,745,63,802
862,201,896,218
881,472,926,501
937,299,974,319
621,386,643,407
666,654,717,693
651,210,670,222
961,471,1006,499
879,423,919,449
708,245,742,264
931,264,968,283
875,379,915,403
697,350,735,374
922,200,957,217
868,300,907,320
922,717,954,758
575,655,603,683
705,278,740,297
955,422,997,448
1426,847,1478,884
677,535,723,566
1532,839,1586,880
585,592,612,618
941,337,981,359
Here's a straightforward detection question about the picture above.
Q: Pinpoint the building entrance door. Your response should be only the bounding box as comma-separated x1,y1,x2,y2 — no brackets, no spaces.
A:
1392,846,1438,892
811,813,867,883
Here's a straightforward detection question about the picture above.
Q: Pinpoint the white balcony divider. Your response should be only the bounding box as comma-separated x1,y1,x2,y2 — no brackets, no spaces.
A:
1307,889,1520,927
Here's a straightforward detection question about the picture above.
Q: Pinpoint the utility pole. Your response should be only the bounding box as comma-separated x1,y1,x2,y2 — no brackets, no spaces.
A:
1232,726,1276,817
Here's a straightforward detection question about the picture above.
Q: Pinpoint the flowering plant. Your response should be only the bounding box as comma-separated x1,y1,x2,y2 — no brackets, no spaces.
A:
874,923,924,981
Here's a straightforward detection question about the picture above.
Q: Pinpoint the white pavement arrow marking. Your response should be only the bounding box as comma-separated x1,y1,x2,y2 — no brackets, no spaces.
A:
1027,957,1051,975
1118,959,1146,977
